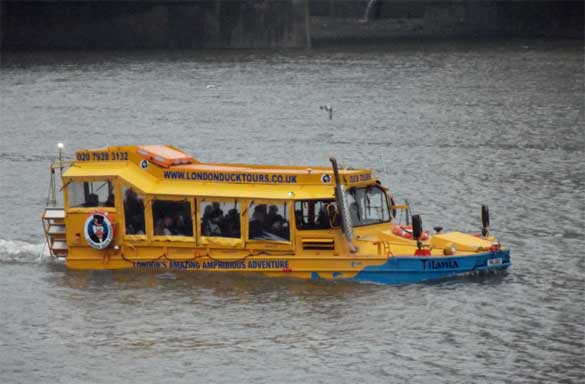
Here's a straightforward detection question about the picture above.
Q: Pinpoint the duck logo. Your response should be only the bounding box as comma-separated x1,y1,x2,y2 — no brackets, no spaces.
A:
84,212,114,250
321,174,332,184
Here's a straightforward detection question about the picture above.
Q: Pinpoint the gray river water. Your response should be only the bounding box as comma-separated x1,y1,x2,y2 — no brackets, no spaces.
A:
0,39,583,383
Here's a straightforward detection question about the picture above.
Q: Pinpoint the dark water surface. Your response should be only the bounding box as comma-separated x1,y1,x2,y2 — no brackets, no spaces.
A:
1,40,583,383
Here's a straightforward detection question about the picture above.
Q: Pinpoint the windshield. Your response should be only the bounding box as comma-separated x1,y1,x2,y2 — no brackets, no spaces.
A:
346,186,390,227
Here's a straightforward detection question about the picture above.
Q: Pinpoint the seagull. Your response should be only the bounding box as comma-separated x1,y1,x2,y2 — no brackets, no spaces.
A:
320,104,333,120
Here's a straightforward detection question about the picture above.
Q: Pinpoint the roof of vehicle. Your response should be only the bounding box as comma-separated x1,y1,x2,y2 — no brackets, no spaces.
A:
63,145,377,200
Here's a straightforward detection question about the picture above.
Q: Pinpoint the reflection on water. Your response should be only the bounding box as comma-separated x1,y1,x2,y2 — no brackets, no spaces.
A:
0,39,584,383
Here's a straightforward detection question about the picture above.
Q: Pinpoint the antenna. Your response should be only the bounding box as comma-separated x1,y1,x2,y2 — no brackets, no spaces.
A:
57,142,64,177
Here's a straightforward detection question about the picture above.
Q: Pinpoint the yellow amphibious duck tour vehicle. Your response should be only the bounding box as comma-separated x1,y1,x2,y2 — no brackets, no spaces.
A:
42,144,510,284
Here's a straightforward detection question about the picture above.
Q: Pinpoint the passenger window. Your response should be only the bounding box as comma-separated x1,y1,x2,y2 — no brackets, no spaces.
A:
123,186,145,235
68,180,115,208
294,200,338,230
248,202,290,241
152,200,193,237
200,201,240,238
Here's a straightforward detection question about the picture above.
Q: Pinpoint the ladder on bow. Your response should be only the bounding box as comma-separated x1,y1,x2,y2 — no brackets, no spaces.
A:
42,207,68,259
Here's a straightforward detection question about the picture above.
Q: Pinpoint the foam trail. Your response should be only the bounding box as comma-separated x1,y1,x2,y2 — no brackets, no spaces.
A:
0,239,51,264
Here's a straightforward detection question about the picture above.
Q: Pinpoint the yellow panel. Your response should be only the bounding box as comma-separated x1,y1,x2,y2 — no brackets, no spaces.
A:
201,236,244,248
430,232,493,252
64,161,335,200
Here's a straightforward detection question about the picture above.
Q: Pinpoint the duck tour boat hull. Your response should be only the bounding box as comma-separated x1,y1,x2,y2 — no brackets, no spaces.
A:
41,144,510,284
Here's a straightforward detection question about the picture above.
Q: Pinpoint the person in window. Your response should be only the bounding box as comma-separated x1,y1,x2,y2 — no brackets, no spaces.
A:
124,189,145,234
316,205,331,229
211,202,224,219
249,205,267,239
222,208,240,238
155,215,174,236
295,209,305,228
202,205,222,236
84,193,99,207
201,205,213,236
270,217,289,241
266,205,283,229
175,213,192,236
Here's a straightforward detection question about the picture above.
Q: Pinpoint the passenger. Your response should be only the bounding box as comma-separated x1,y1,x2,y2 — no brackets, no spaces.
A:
270,217,290,241
202,205,221,236
175,213,193,236
202,205,213,221
317,205,331,229
155,215,173,236
124,188,145,234
201,205,212,235
266,205,283,229
134,227,145,235
85,193,99,207
210,213,223,236
222,208,240,238
211,202,224,219
295,209,305,228
249,205,267,239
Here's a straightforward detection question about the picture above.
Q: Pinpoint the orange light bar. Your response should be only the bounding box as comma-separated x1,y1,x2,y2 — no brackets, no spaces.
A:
137,145,195,168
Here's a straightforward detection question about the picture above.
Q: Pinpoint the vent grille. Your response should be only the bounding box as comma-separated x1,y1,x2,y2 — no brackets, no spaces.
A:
302,238,335,251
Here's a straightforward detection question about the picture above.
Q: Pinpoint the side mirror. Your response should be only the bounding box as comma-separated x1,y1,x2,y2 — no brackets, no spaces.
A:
412,214,422,240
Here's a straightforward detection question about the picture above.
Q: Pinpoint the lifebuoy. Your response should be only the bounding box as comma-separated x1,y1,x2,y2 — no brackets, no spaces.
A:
392,224,429,241
84,211,115,250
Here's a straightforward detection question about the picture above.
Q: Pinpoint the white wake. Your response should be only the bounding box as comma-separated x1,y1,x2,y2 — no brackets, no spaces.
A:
0,239,51,263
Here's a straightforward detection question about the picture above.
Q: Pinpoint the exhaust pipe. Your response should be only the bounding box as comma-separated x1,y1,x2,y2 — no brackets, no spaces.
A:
329,157,358,253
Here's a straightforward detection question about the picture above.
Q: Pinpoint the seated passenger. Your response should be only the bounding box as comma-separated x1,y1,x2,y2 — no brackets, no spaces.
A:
270,217,290,241
124,188,145,234
84,193,99,207
211,202,224,219
221,208,240,238
175,213,193,236
295,209,305,228
202,205,222,236
155,215,174,236
266,205,283,229
249,205,267,239
316,206,331,229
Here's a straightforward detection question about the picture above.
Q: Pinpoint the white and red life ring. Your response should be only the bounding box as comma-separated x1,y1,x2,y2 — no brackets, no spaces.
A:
392,224,429,241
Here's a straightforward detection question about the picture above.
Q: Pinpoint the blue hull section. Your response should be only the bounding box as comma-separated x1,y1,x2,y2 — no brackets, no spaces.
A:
350,250,511,285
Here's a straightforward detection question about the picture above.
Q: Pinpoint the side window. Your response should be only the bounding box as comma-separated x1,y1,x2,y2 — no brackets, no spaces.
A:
347,188,364,226
68,180,115,208
294,200,337,230
248,202,290,241
152,200,193,237
123,187,145,235
347,187,390,226
363,187,390,223
200,201,240,238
